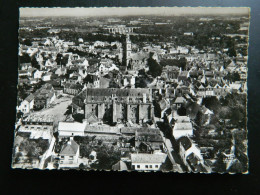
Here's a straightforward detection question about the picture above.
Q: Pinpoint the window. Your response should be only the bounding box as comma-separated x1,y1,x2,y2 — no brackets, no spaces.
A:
155,165,159,168
149,165,152,168
60,161,63,164
69,156,74,160
60,156,64,159
145,165,148,169
137,165,140,168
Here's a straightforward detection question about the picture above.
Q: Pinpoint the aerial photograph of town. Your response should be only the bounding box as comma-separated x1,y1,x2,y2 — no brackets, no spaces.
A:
12,7,249,173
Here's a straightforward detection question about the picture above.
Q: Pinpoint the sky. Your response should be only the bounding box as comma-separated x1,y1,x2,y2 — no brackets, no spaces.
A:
20,7,250,17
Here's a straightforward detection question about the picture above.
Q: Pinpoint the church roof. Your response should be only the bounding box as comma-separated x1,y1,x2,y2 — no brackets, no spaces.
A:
85,88,150,97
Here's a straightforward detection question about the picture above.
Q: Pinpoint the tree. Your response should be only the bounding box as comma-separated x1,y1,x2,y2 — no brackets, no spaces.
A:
55,53,63,65
31,56,40,69
79,163,86,170
73,113,84,123
227,47,236,57
19,53,31,64
109,80,119,88
147,53,162,78
213,152,226,173
202,96,219,113
23,39,32,46
177,105,186,116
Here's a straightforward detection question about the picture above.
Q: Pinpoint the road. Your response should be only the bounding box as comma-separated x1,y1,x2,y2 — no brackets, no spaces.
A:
159,131,184,173
39,136,56,169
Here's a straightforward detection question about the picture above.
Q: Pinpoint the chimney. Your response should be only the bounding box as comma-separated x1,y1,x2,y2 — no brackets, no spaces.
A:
143,93,147,103
68,136,73,145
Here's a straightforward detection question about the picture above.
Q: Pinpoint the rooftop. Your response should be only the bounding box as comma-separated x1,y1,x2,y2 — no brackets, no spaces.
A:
60,138,79,156
131,153,167,164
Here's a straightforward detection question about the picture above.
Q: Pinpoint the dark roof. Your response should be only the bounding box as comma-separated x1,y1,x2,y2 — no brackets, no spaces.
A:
85,88,150,97
65,83,82,90
135,128,163,142
178,136,192,151
25,94,34,102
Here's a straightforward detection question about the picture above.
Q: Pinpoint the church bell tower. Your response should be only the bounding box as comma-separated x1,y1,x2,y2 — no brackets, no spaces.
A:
126,34,132,69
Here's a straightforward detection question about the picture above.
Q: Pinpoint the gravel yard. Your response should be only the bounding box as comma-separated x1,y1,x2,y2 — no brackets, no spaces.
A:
32,94,73,127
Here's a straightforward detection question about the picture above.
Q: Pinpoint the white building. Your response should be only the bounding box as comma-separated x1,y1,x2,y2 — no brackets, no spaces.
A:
172,116,193,139
178,136,206,172
59,137,80,168
33,70,43,79
58,122,85,137
131,153,167,171
18,94,34,114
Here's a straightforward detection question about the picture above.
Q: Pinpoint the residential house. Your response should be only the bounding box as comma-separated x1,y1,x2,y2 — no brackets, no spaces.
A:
33,70,43,79
161,65,179,80
93,76,110,88
131,153,167,171
45,58,57,68
135,128,164,152
18,94,34,114
59,137,80,168
173,97,186,109
64,83,83,95
172,116,193,139
205,84,214,97
123,75,135,88
201,106,214,125
178,136,209,172
112,160,128,171
226,61,237,72
197,84,206,97
34,83,56,109
20,63,31,70
55,67,67,76
42,72,52,81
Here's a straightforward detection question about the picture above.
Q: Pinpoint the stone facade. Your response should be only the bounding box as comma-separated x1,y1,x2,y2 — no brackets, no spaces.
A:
83,88,154,124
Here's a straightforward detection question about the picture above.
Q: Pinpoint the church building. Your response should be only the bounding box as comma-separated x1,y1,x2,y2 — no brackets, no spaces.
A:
81,88,154,124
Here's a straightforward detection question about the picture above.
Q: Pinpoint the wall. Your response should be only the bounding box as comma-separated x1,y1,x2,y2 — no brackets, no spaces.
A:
132,163,161,171
173,130,193,140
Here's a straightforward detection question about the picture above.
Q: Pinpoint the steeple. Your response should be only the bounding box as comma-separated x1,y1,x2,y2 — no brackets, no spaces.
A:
126,34,132,69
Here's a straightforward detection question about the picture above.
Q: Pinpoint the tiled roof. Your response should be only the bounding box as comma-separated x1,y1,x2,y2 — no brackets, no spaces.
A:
135,128,163,142
60,139,79,156
25,93,34,102
178,136,192,151
174,122,193,131
174,97,185,104
131,153,167,163
112,160,128,171
85,88,150,97
58,122,85,132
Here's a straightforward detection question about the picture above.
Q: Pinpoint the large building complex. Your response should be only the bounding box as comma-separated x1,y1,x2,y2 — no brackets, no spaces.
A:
79,88,154,124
